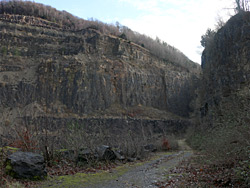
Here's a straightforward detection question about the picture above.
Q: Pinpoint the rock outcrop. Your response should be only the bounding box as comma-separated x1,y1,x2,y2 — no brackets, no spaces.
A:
0,12,199,125
200,12,250,124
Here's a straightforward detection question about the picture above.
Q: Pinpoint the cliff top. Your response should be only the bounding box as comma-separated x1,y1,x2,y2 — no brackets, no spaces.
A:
0,0,200,72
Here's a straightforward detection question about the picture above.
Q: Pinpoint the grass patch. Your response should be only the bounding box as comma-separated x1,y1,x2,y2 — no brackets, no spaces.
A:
40,161,140,187
39,152,175,187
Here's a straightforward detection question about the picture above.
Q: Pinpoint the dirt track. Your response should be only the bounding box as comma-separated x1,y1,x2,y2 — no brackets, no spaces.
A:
41,140,193,188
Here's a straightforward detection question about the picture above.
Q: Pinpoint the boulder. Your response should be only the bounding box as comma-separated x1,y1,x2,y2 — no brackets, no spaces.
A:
144,144,157,152
96,145,116,161
6,152,47,180
113,150,125,160
126,157,136,162
56,149,75,161
78,148,97,163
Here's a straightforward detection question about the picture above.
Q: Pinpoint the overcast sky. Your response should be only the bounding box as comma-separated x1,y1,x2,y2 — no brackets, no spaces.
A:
33,0,236,64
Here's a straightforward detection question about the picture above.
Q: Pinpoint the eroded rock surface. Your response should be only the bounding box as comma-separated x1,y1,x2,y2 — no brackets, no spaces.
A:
0,13,199,125
200,12,250,123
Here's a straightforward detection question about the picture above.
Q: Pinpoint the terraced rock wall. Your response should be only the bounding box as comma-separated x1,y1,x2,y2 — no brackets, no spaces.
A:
0,14,199,126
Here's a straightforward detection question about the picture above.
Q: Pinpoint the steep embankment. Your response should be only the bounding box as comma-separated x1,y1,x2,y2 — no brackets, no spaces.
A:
0,12,199,127
200,12,250,124
189,12,250,187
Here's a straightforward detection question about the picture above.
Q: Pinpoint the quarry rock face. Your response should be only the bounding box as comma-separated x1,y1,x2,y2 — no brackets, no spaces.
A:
200,12,250,122
0,14,199,124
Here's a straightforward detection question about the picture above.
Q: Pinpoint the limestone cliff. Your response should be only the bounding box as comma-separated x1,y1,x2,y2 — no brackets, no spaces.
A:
200,12,250,124
0,13,199,126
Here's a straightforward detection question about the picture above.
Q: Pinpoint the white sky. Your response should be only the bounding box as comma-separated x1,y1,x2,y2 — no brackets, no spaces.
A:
117,0,235,63
34,0,236,64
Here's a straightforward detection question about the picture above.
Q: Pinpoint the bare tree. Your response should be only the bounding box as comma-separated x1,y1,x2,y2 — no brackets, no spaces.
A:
235,0,250,12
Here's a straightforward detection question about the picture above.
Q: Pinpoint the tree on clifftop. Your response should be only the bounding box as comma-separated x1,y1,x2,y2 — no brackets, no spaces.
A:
200,28,216,48
235,0,250,12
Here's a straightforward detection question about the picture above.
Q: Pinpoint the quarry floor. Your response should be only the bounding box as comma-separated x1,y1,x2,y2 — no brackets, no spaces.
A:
40,140,193,188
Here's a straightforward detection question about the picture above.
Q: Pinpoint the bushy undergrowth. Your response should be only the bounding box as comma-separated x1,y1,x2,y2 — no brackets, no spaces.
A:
187,88,250,187
60,121,179,161
0,118,179,163
0,118,180,187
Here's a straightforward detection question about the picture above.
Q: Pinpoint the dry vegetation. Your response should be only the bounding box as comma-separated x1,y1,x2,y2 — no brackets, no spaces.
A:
179,7,250,187
0,114,180,187
156,87,250,187
0,0,199,71
1,0,249,187
186,85,250,187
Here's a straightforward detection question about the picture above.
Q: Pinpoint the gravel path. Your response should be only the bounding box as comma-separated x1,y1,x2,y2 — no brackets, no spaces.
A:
88,140,193,188
93,152,192,188
41,140,193,188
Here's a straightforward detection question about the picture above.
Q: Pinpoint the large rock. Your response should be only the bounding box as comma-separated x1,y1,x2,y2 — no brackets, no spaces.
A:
113,150,125,160
96,145,116,161
78,148,98,163
143,144,157,152
6,152,47,180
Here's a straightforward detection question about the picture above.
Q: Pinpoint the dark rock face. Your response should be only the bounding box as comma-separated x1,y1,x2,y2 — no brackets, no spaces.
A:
6,152,47,180
200,12,250,123
0,14,199,123
25,116,191,135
